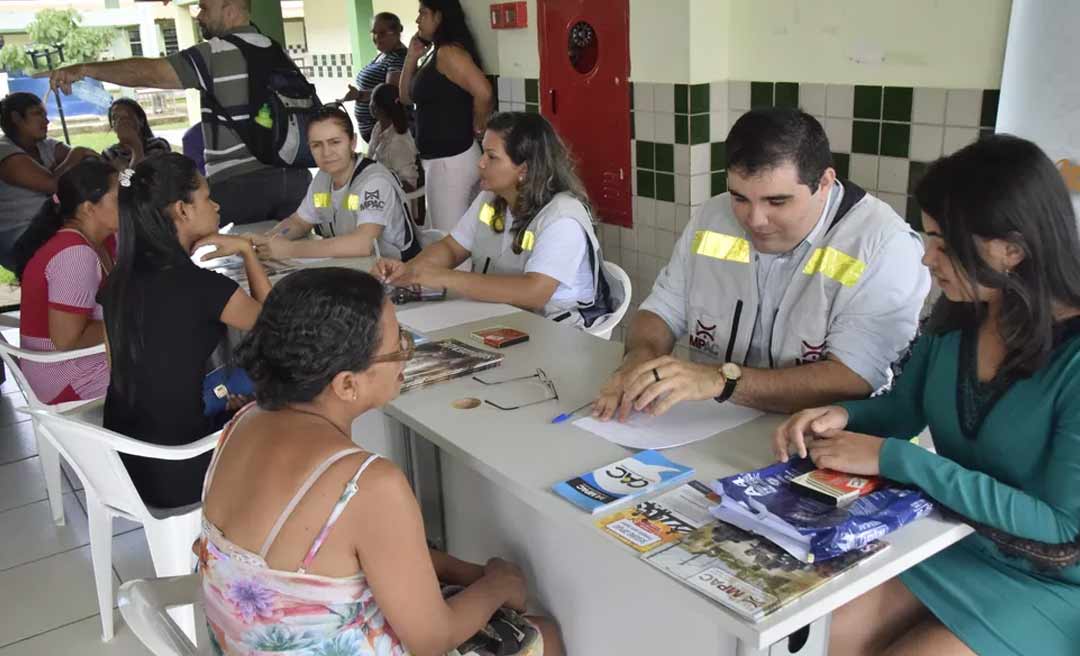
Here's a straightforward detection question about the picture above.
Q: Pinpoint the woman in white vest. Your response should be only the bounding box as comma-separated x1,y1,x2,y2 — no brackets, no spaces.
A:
374,112,613,328
253,105,420,261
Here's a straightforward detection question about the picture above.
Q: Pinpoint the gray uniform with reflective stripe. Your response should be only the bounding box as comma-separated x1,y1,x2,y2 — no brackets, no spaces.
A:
309,160,417,259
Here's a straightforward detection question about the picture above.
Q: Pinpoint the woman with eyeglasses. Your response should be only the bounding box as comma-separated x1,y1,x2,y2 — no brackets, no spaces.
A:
254,105,421,261
199,267,564,656
374,112,615,330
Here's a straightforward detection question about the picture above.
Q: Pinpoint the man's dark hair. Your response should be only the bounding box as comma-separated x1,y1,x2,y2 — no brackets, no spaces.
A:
725,108,833,192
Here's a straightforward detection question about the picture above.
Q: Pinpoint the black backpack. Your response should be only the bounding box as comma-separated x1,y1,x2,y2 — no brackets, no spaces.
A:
183,28,321,169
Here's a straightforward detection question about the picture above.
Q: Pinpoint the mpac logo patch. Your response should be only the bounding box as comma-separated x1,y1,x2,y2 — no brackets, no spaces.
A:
688,318,720,355
795,339,827,365
362,189,386,211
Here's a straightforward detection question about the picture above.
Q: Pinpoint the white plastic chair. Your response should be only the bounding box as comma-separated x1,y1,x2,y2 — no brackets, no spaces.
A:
0,335,106,525
418,227,446,248
118,574,203,656
585,261,632,341
25,407,219,642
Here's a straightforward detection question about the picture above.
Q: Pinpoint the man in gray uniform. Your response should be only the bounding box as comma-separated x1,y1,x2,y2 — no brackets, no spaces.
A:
40,0,309,225
595,108,929,420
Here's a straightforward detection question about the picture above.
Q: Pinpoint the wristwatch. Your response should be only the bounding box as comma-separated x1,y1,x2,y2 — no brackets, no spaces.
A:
714,362,742,403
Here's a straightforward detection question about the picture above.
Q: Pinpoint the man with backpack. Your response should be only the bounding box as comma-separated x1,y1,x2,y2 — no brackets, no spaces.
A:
40,0,317,225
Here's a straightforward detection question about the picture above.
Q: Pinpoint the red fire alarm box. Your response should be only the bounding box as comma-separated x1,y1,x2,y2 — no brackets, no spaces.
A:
490,2,528,29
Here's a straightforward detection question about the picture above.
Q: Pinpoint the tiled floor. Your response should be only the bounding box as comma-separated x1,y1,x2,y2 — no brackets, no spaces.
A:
0,345,156,653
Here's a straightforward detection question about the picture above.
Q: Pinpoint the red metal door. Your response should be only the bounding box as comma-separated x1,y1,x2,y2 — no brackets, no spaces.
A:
538,0,632,227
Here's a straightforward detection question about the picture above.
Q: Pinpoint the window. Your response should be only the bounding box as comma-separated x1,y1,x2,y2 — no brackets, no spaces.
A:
160,21,179,56
126,26,143,57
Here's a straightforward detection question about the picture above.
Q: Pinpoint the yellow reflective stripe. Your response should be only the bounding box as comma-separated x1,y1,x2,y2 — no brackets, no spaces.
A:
313,192,331,209
521,230,536,251
346,194,360,211
478,203,496,226
691,230,750,263
803,247,866,286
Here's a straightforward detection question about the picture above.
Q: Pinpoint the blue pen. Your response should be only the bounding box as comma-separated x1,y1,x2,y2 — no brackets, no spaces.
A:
551,401,593,424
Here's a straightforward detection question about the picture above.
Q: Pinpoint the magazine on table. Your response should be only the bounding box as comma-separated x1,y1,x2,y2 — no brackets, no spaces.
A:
401,339,503,393
596,480,720,552
642,521,889,621
711,458,933,563
552,450,694,515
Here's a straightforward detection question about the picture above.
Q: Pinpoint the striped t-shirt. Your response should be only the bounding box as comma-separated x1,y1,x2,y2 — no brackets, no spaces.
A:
353,47,407,139
167,27,274,183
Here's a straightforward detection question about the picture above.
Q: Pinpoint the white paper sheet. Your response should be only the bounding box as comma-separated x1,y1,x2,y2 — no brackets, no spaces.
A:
397,300,518,333
573,400,763,450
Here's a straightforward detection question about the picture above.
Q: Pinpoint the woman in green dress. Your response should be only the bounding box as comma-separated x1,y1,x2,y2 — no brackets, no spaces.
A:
774,134,1080,656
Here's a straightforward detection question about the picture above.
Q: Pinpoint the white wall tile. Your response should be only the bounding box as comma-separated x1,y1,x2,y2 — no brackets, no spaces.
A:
710,112,729,142
654,112,676,144
653,83,676,113
675,204,691,233
824,118,853,153
709,81,728,114
945,89,981,127
943,126,979,155
633,82,654,112
656,229,677,260
498,101,512,112
690,173,711,205
799,83,826,116
621,225,638,252
728,81,750,110
637,226,657,256
634,111,655,141
497,76,512,103
877,156,910,194
674,144,691,175
826,84,854,118
877,192,907,218
690,143,711,176
655,201,676,231
849,154,880,190
601,223,621,249
510,77,525,103
675,175,690,205
621,249,638,278
634,197,656,226
912,88,946,124
909,124,944,162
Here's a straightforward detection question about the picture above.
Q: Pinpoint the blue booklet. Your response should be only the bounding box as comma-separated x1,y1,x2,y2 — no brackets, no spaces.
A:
711,458,934,562
553,450,694,514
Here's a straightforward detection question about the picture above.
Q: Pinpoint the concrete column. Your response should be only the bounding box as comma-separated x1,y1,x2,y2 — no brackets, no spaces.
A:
138,3,162,58
347,0,376,74
173,1,202,126
251,0,286,45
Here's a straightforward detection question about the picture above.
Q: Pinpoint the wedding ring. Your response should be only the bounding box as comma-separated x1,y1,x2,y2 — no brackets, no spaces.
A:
652,368,661,383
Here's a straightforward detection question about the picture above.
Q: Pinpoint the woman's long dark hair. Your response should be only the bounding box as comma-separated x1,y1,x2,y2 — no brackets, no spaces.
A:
371,83,409,135
102,153,201,397
108,98,155,144
12,158,116,280
917,134,1080,379
420,0,482,66
486,112,590,254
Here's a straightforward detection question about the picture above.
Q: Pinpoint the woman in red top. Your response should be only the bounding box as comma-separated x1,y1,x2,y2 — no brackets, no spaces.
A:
13,158,117,404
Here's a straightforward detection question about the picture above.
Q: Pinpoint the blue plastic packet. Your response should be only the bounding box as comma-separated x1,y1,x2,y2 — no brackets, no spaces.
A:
202,366,255,417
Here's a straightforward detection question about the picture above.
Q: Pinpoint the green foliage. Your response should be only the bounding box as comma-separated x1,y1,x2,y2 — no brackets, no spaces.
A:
4,9,116,74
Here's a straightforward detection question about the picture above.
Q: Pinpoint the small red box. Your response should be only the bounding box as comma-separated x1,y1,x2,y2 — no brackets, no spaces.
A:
490,2,527,29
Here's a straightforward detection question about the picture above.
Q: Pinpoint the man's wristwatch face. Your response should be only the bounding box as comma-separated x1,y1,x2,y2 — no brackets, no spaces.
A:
721,362,742,381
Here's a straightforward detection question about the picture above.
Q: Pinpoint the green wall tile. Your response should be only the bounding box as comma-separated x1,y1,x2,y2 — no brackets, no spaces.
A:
979,127,995,140
690,114,710,144
905,196,923,231
711,141,727,171
675,84,689,114
525,103,540,114
880,122,910,158
853,85,882,119
751,81,773,108
882,87,913,122
907,161,928,194
637,169,655,199
675,115,689,144
636,141,655,169
655,143,675,172
852,121,880,155
656,173,675,202
489,75,499,104
525,78,539,104
832,152,850,179
980,90,1000,128
774,82,799,108
711,171,727,196
690,84,710,114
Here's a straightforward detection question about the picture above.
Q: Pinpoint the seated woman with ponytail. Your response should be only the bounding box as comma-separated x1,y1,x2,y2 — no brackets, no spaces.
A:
374,112,614,329
253,105,421,262
13,158,117,404
100,152,270,510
